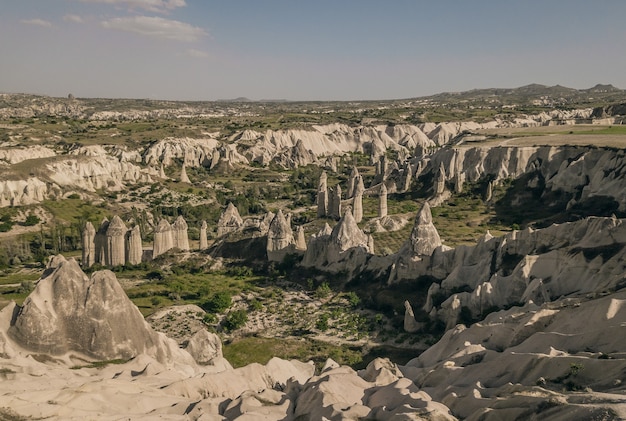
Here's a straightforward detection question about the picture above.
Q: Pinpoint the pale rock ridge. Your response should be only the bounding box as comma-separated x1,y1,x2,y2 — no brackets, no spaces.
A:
153,219,174,258
390,215,626,328
0,145,56,164
199,220,208,249
266,209,296,262
125,225,143,265
81,221,96,268
217,202,244,237
422,145,626,211
7,255,190,363
406,290,626,420
171,215,190,251
0,178,48,208
46,154,151,193
143,136,219,167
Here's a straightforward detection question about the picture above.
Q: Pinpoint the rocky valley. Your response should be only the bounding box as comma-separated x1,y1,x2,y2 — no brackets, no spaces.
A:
1,85,626,419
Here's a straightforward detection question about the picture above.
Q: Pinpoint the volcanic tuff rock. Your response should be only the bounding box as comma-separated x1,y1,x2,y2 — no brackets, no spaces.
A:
266,209,296,262
390,215,626,329
316,171,329,218
153,219,174,258
125,225,143,265
217,202,244,237
409,202,443,256
7,255,190,363
105,215,127,266
422,145,626,211
199,220,208,249
0,145,56,164
143,136,220,167
405,291,626,420
171,215,190,251
0,178,48,208
81,221,96,268
302,208,372,272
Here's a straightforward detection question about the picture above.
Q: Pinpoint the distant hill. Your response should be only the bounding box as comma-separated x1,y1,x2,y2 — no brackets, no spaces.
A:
414,83,625,107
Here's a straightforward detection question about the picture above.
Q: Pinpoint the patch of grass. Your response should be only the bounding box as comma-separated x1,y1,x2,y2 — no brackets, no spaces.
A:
223,336,362,371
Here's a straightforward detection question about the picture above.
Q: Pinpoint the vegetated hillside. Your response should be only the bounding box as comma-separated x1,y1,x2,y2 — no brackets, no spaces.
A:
1,85,626,419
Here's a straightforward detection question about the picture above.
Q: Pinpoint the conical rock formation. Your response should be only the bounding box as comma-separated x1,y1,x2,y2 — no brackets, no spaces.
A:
266,209,296,262
7,255,191,363
409,202,442,256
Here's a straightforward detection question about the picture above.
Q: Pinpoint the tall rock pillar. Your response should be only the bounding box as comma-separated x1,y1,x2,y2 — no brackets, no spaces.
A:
378,183,388,218
353,175,365,223
199,220,208,249
82,221,96,268
126,225,143,265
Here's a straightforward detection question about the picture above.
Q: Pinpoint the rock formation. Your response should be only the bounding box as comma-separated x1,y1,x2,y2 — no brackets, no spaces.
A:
105,216,127,266
171,215,190,251
199,220,208,249
329,185,342,219
217,203,244,237
7,255,189,363
295,225,307,251
378,183,388,218
316,171,329,218
403,301,421,333
484,180,493,202
401,162,413,192
434,162,446,196
266,209,296,262
153,219,173,258
125,225,143,265
179,163,191,183
409,202,442,256
346,166,359,198
302,208,372,272
353,175,365,223
81,221,96,268
94,218,110,265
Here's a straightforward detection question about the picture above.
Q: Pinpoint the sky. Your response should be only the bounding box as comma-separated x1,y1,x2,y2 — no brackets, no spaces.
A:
1,0,626,101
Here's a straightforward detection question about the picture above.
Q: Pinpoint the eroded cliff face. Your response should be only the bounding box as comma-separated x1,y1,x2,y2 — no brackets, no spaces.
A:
420,145,626,211
390,215,626,329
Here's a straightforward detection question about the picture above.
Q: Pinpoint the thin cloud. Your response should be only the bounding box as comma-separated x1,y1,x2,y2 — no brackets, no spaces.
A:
63,14,85,23
101,16,207,42
21,19,53,28
79,0,185,13
186,49,209,58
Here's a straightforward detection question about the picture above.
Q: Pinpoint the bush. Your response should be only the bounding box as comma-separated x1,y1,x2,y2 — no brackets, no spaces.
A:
202,291,232,313
315,282,331,299
223,310,248,331
316,314,330,331
23,214,40,226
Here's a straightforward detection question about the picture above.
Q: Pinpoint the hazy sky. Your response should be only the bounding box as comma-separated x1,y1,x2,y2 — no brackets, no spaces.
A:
2,0,625,101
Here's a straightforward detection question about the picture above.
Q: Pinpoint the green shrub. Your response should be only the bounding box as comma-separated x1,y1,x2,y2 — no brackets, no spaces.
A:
315,282,331,299
223,310,248,331
202,291,232,313
316,314,330,331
